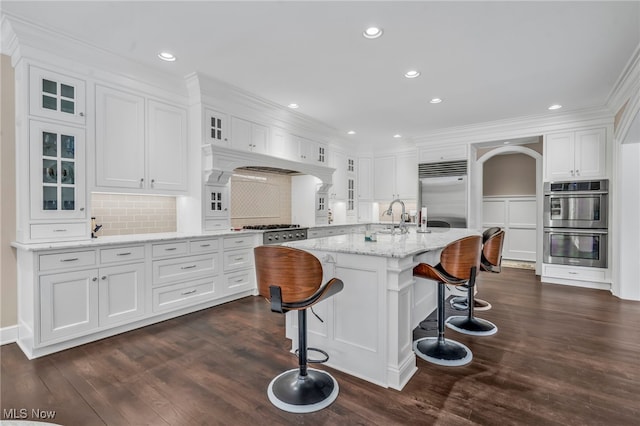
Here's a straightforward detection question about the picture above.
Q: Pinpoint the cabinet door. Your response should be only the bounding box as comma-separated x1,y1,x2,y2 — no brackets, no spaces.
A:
574,128,606,178
251,123,268,154
205,108,228,145
357,157,372,200
98,263,145,326
373,156,396,200
204,184,228,218
147,100,188,192
95,86,145,189
29,66,86,125
230,116,254,151
40,269,99,343
271,127,298,160
331,151,348,200
544,132,575,180
30,121,86,219
396,152,418,199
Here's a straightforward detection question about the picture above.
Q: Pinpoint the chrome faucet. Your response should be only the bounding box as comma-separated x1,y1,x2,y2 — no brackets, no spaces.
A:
383,199,409,234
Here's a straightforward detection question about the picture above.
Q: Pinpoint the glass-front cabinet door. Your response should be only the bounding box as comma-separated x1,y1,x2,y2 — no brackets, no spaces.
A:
30,121,85,219
29,66,86,125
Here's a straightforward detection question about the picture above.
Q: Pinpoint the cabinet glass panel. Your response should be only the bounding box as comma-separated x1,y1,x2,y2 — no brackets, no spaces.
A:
39,130,77,212
40,78,75,115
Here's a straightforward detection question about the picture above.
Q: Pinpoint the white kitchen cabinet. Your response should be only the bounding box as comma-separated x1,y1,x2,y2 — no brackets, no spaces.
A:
297,136,327,165
95,85,145,189
98,263,146,327
270,127,298,161
230,116,268,154
147,100,188,192
205,108,228,145
330,151,348,200
29,120,86,220
29,66,86,125
373,153,418,200
544,128,606,181
418,144,466,164
357,156,373,201
95,85,188,193
40,269,99,343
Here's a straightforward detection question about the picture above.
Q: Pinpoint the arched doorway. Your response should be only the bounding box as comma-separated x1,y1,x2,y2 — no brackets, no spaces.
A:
470,144,543,275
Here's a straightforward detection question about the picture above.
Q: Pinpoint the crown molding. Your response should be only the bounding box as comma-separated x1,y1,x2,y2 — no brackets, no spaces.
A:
607,42,640,115
413,106,613,148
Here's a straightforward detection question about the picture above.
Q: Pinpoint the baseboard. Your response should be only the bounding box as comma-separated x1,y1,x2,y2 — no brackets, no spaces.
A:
0,325,18,345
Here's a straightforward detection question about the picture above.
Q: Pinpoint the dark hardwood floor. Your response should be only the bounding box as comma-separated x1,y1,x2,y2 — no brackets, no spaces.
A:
2,267,639,425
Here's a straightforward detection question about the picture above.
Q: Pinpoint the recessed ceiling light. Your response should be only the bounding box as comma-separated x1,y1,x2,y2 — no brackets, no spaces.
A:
393,134,402,138
157,51,176,62
404,70,421,79
363,27,383,39
429,98,443,104
548,104,562,110
503,141,511,145
347,130,356,135
288,103,299,109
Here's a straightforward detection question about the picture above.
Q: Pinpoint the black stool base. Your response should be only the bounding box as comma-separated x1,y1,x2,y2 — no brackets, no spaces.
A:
450,296,492,311
413,337,473,367
446,315,498,336
267,368,339,413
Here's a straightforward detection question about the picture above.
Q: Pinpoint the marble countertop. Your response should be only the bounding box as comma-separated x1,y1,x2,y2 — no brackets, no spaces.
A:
11,229,262,251
283,228,481,258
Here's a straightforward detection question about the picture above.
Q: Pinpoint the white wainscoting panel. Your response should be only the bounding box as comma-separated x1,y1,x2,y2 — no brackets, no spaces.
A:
483,196,536,261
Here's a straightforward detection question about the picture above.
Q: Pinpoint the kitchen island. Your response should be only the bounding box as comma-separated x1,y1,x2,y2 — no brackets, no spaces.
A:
283,227,480,390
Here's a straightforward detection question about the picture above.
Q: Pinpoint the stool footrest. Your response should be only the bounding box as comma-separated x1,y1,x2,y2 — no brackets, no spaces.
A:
295,347,329,364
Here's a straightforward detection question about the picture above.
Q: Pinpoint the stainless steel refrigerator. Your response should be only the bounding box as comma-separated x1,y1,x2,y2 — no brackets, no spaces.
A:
418,161,468,228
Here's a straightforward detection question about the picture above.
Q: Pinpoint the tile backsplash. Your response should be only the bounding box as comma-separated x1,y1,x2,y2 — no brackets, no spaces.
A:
230,170,292,227
91,193,176,236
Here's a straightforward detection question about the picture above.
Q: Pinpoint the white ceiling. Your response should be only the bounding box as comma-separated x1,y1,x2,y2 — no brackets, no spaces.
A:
2,1,639,147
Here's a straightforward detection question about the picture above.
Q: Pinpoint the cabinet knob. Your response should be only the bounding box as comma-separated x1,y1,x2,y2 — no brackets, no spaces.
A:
101,276,107,280
151,179,155,186
92,277,98,282
575,170,580,175
79,112,85,117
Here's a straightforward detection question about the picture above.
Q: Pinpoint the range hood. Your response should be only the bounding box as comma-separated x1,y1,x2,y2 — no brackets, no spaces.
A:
202,145,335,185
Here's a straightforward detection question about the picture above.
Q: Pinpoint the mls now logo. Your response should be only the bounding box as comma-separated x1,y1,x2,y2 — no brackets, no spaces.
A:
3,407,56,420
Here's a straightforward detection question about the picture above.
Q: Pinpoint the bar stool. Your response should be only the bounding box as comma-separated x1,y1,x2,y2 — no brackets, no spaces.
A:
254,245,344,413
450,227,502,311
445,229,502,337
412,235,482,366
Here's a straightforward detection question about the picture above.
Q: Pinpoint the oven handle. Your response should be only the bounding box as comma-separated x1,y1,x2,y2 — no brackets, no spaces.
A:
544,228,608,235
544,191,608,196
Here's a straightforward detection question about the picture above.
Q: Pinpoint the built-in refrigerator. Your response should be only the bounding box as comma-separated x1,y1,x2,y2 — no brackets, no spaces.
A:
418,160,468,228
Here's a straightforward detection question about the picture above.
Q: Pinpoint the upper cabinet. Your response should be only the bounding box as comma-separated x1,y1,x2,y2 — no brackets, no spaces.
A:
418,144,466,164
297,136,327,166
29,66,86,125
230,116,268,154
544,128,606,181
357,157,372,201
270,127,298,161
373,152,418,201
95,85,187,193
205,109,228,145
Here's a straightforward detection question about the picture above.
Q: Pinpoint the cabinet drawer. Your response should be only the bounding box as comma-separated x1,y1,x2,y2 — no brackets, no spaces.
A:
544,265,606,282
39,250,96,272
100,245,145,264
189,238,220,254
153,253,220,286
31,223,87,241
152,277,217,313
223,235,254,249
224,270,255,295
223,248,253,272
152,241,188,258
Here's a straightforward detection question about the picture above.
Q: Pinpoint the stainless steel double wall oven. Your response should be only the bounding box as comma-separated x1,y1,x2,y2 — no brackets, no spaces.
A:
543,179,608,268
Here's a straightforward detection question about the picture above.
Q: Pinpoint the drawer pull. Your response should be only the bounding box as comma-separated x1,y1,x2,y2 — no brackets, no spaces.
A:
235,278,244,283
165,247,177,251
181,265,197,270
235,240,244,244
568,272,578,275
200,244,211,247
53,229,68,232
181,289,197,295
117,252,132,256
60,257,79,262
234,257,244,261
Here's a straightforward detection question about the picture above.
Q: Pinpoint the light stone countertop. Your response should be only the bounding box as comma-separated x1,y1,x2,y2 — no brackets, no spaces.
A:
283,227,481,258
11,229,262,252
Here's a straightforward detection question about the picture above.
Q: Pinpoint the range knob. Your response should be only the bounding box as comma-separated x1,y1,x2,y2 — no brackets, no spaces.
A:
289,233,293,238
267,236,273,241
274,235,279,240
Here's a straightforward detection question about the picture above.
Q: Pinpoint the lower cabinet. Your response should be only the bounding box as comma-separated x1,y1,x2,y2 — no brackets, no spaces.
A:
40,262,145,343
17,233,260,359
